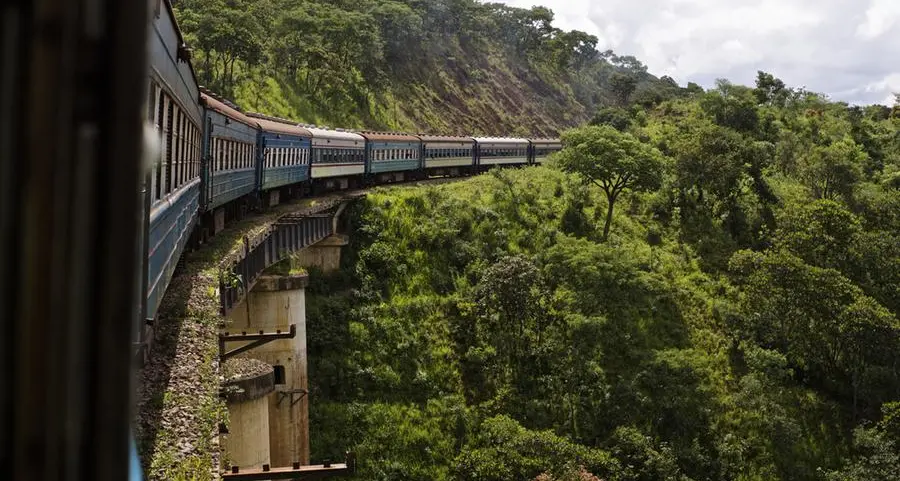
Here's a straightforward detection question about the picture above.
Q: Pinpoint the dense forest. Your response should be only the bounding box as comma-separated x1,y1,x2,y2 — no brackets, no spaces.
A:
172,0,690,135
293,76,900,480
170,1,900,479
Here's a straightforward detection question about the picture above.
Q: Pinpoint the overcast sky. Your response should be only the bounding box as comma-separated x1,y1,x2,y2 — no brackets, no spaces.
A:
495,0,900,106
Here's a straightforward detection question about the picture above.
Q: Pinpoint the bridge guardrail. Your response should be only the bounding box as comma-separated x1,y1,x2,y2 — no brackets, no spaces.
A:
218,212,335,316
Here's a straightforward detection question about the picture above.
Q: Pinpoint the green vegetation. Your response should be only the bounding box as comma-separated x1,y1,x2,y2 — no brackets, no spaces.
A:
304,74,900,480
173,0,686,135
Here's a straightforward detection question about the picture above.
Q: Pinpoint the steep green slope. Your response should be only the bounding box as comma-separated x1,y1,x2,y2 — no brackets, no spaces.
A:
291,73,900,481
174,0,680,136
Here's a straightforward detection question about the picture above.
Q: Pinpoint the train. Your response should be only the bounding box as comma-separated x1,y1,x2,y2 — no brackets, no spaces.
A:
142,0,562,324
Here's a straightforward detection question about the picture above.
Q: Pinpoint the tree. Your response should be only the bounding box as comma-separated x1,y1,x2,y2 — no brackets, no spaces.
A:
774,199,862,271
557,125,666,241
754,70,787,106
589,107,632,131
729,249,900,416
826,426,900,481
700,80,760,134
667,116,748,205
802,138,866,200
473,255,548,363
609,72,638,106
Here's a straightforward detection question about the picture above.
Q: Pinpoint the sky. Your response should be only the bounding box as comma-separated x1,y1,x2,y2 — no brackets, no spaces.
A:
494,0,900,106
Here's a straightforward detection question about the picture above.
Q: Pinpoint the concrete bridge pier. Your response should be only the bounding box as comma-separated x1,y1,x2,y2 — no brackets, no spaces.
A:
221,362,275,470
225,274,310,467
291,234,349,273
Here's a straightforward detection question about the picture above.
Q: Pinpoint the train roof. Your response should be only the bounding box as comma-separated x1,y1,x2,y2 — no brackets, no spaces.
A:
246,112,312,138
305,126,366,144
359,131,421,142
529,138,562,145
473,137,530,144
417,134,475,143
199,92,258,129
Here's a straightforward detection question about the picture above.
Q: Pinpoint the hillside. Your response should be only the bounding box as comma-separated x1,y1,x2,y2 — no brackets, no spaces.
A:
290,75,900,481
173,0,686,136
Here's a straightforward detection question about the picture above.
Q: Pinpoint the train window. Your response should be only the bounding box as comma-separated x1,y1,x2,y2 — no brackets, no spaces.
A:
224,140,229,170
164,100,174,194
179,110,187,186
147,82,157,122
154,95,166,200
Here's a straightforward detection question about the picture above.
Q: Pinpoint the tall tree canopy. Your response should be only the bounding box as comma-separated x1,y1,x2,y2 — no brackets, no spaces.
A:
557,125,666,241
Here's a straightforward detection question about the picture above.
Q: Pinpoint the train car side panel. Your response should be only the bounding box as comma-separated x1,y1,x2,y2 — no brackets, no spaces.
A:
249,114,313,191
200,95,258,210
474,137,531,166
146,179,200,320
309,128,366,180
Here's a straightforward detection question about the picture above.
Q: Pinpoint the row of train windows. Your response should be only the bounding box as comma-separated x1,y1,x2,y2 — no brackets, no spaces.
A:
481,148,528,157
534,148,562,156
147,81,202,203
266,147,309,167
426,148,472,158
211,138,254,172
312,148,364,164
372,148,418,162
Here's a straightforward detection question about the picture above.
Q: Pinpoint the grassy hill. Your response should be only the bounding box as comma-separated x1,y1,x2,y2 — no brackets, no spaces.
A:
174,0,685,136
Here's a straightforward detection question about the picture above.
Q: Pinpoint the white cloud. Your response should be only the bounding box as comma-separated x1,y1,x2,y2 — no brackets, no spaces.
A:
493,0,900,105
857,0,900,39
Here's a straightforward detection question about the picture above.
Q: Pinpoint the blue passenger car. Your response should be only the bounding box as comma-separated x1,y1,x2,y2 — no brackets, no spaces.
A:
144,0,204,320
199,92,259,225
247,113,312,199
361,132,422,180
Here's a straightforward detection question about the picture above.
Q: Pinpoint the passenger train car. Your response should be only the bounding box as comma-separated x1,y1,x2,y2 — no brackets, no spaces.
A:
141,0,563,324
